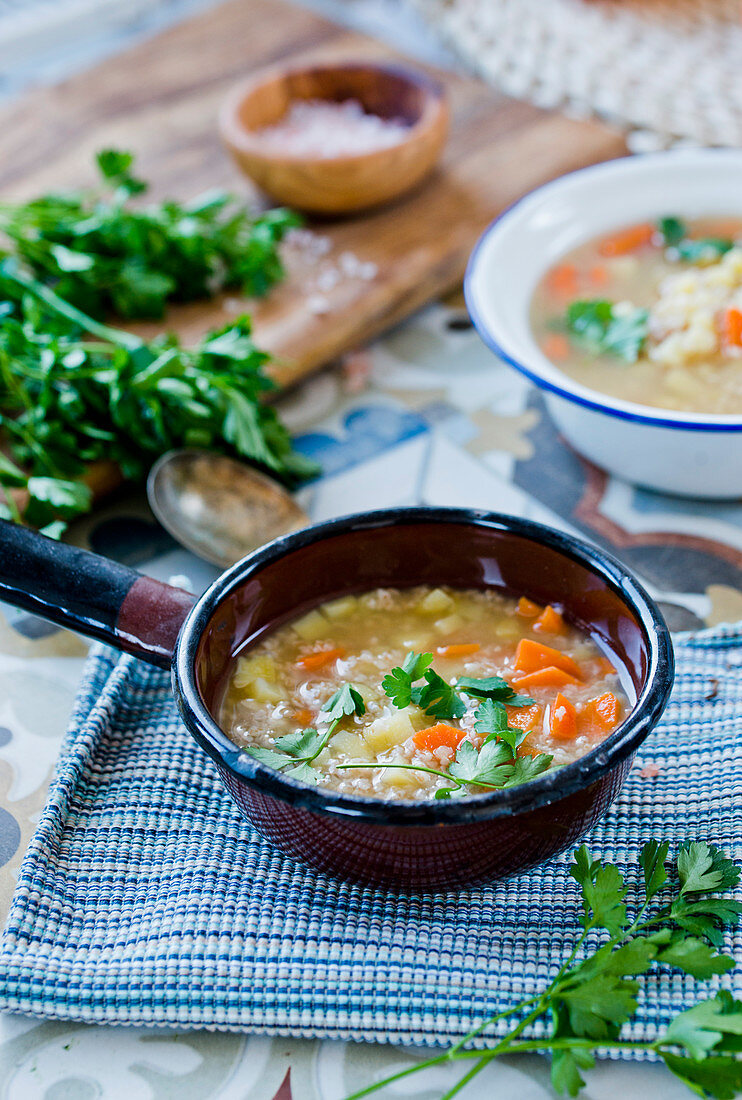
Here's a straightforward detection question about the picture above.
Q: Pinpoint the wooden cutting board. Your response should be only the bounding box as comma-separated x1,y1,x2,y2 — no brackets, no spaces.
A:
0,0,627,389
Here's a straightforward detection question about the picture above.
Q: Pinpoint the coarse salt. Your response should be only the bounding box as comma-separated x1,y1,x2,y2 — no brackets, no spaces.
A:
254,98,410,158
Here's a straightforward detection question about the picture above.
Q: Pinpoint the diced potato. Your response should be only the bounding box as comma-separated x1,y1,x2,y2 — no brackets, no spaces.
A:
419,587,454,614
378,760,421,791
292,609,327,641
232,656,284,704
435,613,464,634
233,655,277,689
330,729,374,761
363,710,416,753
322,595,358,620
250,677,284,704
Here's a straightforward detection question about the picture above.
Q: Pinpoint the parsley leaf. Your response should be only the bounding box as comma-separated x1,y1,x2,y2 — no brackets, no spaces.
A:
570,846,628,935
321,683,366,723
678,841,741,896
678,238,734,263
657,216,686,247
640,838,669,902
559,973,639,1039
656,934,735,980
456,674,534,706
666,897,742,947
382,652,463,719
381,651,433,709
665,995,742,1060
550,1048,595,1098
474,698,526,755
660,1053,742,1100
502,752,553,786
566,299,650,363
411,669,466,720
274,727,323,758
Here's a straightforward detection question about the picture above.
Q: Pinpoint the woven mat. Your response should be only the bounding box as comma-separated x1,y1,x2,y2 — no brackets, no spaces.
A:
412,0,742,147
0,626,740,1046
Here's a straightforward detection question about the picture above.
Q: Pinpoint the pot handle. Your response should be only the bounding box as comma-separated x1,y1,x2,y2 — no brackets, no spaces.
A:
0,519,195,668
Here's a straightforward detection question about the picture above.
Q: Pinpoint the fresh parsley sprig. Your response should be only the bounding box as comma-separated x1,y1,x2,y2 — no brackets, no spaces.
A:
0,149,301,320
244,683,365,785
345,840,742,1100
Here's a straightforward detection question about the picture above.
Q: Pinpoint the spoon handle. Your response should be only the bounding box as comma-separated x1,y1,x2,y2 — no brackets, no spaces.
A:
0,519,194,667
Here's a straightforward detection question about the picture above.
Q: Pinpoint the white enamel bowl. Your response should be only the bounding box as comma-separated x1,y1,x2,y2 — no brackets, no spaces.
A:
464,149,742,499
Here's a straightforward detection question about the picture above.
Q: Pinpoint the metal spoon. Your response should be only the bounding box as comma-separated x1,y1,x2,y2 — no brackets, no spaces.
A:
147,449,309,569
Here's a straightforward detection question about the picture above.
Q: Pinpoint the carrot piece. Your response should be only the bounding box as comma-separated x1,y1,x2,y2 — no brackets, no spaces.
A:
296,646,345,671
413,724,466,753
541,333,570,361
292,707,314,726
582,692,622,733
505,703,542,732
516,596,542,618
514,638,581,678
547,263,579,297
549,693,578,741
722,307,742,347
598,223,655,257
511,666,580,691
533,604,566,635
436,643,481,658
597,656,617,676
589,264,609,286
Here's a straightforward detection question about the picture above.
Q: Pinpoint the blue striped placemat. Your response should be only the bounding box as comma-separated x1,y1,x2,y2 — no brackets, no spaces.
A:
0,625,740,1047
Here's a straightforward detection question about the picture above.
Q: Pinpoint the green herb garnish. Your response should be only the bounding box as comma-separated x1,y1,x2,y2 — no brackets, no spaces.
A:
677,239,734,263
346,840,742,1100
0,149,300,320
382,651,465,720
566,299,650,363
455,674,534,707
379,653,548,796
244,683,366,784
383,654,534,721
657,217,735,264
0,259,317,532
658,216,687,247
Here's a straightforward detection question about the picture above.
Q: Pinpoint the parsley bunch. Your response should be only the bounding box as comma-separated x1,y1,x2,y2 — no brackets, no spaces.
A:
0,259,317,532
348,840,742,1100
0,150,300,320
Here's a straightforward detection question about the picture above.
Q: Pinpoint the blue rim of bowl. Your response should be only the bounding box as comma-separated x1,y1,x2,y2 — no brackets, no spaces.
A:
172,506,674,827
464,150,742,434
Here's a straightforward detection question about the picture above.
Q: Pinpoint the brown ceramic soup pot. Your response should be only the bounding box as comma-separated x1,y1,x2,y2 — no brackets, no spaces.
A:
0,508,673,890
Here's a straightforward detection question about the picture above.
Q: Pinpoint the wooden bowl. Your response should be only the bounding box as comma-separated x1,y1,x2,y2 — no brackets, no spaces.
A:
218,60,449,214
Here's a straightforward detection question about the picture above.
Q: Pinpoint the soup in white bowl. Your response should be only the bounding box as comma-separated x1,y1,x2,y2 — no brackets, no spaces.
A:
465,150,742,498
